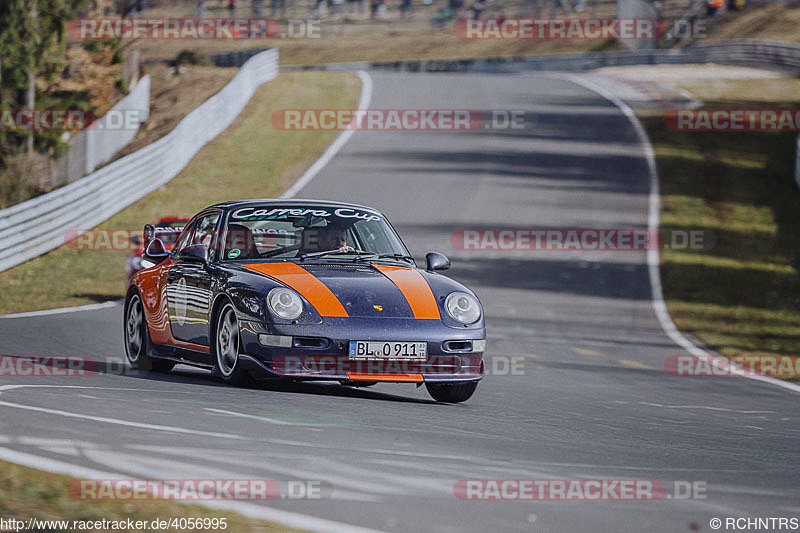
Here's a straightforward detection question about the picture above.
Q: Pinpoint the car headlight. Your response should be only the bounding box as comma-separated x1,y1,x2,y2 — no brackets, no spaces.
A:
445,291,481,324
268,288,303,320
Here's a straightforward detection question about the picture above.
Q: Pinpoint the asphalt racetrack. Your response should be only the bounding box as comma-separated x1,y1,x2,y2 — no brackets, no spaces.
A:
0,72,797,532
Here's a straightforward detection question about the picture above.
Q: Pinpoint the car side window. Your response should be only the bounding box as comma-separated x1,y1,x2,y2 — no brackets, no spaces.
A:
172,212,220,258
191,213,220,248
172,220,198,256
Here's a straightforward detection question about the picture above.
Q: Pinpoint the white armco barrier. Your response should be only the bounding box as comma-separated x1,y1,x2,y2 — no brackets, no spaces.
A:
52,75,151,185
796,135,800,188
0,49,279,273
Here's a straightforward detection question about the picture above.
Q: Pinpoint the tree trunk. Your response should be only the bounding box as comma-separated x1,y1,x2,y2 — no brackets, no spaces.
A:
26,68,35,154
27,0,38,154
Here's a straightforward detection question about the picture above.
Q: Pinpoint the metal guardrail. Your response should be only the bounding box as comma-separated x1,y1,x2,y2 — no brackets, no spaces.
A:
0,49,279,274
297,39,800,74
47,75,150,188
209,48,270,68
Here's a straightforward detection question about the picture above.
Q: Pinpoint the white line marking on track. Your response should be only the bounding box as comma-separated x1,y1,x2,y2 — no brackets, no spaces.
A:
0,300,119,319
281,70,373,198
0,446,387,533
0,384,244,439
0,384,171,392
205,407,301,426
552,73,800,395
638,401,774,414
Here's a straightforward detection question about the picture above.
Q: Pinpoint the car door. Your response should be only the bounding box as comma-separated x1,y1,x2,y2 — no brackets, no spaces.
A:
166,211,220,346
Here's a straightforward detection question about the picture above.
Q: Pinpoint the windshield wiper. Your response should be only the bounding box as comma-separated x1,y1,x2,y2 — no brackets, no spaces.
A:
299,249,415,263
299,248,373,261
375,253,415,263
344,252,415,263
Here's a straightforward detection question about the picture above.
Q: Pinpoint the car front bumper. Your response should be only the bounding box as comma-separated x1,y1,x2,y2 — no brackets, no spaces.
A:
238,317,485,383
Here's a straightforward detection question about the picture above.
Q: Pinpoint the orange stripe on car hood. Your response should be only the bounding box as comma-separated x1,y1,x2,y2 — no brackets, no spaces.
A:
373,264,440,319
243,262,348,317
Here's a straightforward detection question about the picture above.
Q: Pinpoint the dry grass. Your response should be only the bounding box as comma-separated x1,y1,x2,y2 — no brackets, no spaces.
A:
646,77,800,364
0,459,306,532
111,63,237,161
705,3,800,43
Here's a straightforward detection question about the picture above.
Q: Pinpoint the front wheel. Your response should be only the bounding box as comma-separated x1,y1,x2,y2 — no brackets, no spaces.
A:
425,381,478,403
213,302,254,387
124,292,174,373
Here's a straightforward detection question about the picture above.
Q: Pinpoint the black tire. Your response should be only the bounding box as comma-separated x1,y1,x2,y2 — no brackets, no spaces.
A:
124,292,175,373
212,301,254,387
425,381,478,403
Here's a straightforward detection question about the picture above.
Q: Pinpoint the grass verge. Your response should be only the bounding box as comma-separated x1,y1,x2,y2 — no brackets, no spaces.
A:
644,92,800,359
0,459,305,532
0,71,360,314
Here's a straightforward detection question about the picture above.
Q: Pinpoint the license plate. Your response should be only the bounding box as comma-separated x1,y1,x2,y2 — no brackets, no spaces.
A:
349,341,427,359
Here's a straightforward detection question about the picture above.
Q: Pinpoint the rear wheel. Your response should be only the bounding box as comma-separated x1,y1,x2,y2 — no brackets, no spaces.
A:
213,302,254,387
425,381,478,403
124,293,174,373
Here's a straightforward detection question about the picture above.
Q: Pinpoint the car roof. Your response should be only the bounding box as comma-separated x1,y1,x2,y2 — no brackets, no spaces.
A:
207,198,383,214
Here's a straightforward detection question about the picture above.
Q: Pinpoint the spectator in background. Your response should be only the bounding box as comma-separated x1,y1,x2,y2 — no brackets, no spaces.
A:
370,0,381,18
348,0,366,18
228,0,236,12
271,0,286,16
448,0,464,16
400,0,413,17
549,0,571,16
469,0,487,18
707,0,724,15
197,0,207,16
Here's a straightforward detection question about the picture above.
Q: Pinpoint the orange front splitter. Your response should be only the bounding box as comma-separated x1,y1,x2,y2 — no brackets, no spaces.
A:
346,372,424,383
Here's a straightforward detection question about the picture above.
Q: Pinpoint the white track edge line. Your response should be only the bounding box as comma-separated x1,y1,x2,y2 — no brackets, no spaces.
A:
550,73,800,395
281,71,373,199
0,447,386,533
0,300,119,319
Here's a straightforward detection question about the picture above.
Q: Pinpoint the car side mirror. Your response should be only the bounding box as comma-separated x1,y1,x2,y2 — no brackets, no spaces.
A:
178,244,209,264
426,251,450,272
142,238,169,269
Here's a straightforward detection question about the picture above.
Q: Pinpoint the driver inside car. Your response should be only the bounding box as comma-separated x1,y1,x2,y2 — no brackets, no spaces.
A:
299,222,355,255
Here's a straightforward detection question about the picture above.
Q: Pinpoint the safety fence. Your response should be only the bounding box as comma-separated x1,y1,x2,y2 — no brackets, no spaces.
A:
0,48,279,273
51,75,151,187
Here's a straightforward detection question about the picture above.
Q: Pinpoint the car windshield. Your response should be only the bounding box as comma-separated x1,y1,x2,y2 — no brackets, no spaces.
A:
220,205,411,263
